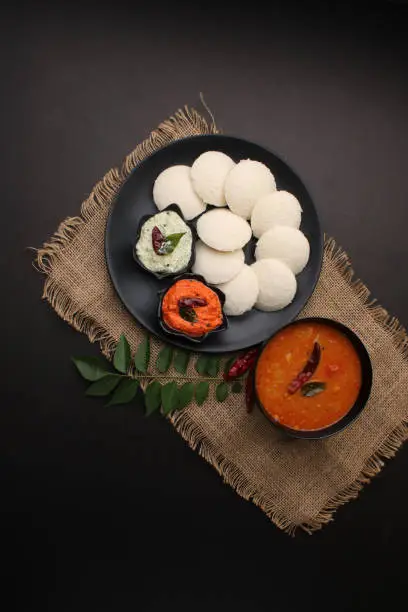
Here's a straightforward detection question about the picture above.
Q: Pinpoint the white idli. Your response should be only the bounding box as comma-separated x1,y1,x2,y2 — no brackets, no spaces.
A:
255,225,310,275
191,151,235,206
251,190,302,238
192,241,245,285
196,208,252,251
153,165,206,220
224,159,276,219
251,259,297,311
217,265,259,316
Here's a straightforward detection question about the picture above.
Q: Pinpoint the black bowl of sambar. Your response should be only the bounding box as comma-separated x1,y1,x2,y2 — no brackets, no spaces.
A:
254,318,372,440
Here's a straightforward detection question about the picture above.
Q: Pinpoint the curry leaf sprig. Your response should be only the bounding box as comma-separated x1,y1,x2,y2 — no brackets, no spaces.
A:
73,333,238,415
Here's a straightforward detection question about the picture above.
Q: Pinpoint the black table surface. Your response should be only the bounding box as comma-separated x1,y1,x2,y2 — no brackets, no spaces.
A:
3,1,408,610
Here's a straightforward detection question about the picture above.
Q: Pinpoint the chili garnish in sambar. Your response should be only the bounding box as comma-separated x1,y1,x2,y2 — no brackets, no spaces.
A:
161,279,223,338
255,322,362,431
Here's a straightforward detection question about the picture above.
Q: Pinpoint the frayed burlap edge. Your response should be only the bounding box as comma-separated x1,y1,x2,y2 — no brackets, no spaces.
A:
34,105,218,358
173,238,408,535
34,106,408,534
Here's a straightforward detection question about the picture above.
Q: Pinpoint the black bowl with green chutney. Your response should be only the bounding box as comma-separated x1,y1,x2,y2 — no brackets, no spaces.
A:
133,203,197,280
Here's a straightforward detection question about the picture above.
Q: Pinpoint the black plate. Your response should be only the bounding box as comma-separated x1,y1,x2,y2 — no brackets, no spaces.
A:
105,135,323,353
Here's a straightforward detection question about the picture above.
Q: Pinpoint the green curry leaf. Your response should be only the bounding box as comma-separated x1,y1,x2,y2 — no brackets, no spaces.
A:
86,374,121,396
106,378,139,406
145,381,162,416
301,381,326,397
72,356,111,381
113,334,131,374
156,346,173,373
161,382,179,414
195,381,209,406
174,351,190,374
134,336,150,373
216,382,229,402
177,383,195,411
195,355,209,375
206,356,220,377
158,232,185,255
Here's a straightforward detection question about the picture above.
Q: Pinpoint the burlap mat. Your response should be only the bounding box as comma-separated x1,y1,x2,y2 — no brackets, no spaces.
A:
36,107,408,534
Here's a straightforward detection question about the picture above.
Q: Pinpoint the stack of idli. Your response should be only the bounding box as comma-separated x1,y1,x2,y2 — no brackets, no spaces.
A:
251,190,302,238
255,225,310,275
191,151,235,207
151,149,311,315
194,209,259,315
153,151,236,219
216,265,259,316
153,165,206,221
250,191,309,310
250,193,309,311
192,240,245,285
224,159,276,219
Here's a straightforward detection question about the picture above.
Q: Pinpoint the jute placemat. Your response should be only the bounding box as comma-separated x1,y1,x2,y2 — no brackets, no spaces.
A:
35,107,408,534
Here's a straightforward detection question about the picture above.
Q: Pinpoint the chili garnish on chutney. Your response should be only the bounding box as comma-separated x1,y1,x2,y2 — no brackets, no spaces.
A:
255,321,362,431
161,279,223,338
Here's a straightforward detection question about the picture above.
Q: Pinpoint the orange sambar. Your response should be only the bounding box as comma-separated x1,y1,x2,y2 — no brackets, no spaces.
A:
255,321,362,431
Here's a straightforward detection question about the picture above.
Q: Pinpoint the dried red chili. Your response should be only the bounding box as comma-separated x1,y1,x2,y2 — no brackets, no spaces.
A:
287,342,321,395
245,369,255,413
151,226,165,254
178,297,208,308
224,348,259,381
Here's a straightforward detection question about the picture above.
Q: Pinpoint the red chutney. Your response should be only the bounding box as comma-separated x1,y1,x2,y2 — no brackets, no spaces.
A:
162,279,223,338
255,322,362,431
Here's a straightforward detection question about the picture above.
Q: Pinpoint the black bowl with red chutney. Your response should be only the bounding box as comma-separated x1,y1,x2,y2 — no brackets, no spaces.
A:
158,273,228,343
254,318,372,439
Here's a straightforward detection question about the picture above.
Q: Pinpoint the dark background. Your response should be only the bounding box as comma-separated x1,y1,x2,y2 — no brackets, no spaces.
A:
2,1,408,610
